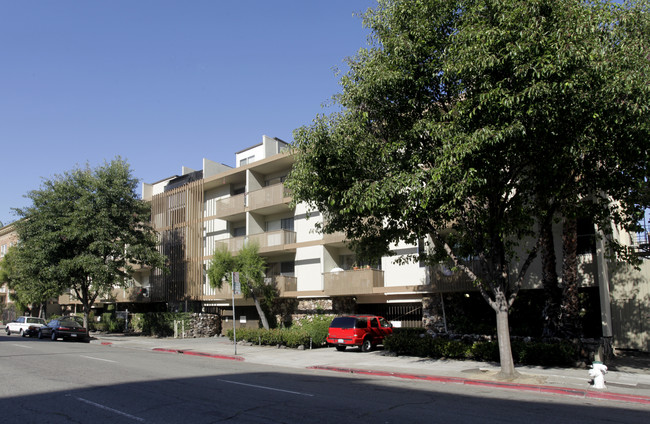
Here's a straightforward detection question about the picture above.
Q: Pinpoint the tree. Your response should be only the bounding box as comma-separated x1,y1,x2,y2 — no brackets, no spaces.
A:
0,245,58,317
12,158,166,328
455,0,650,338
207,243,274,330
287,0,650,379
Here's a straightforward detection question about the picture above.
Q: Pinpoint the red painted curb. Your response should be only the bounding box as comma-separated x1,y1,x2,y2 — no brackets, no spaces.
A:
151,347,244,362
152,348,182,354
182,350,245,361
100,342,113,346
307,366,650,405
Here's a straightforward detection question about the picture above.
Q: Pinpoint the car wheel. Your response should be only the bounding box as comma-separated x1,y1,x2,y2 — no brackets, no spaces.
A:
5,328,10,336
335,346,346,352
361,338,373,352
38,330,44,340
51,331,57,341
20,329,25,337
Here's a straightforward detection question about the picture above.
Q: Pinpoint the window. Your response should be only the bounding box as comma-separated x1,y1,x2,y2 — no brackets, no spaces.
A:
280,261,295,275
239,156,255,167
265,175,287,186
281,217,294,231
233,227,246,237
577,218,596,255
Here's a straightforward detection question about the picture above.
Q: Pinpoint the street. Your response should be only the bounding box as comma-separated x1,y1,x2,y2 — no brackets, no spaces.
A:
1,334,647,423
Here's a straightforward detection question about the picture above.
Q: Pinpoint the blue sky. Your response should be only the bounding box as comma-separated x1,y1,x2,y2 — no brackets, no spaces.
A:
0,0,375,226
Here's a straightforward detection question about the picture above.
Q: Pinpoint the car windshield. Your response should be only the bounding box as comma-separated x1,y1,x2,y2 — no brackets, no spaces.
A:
59,320,82,328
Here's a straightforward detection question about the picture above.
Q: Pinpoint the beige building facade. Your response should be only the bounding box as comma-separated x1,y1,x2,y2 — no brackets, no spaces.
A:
1,135,648,350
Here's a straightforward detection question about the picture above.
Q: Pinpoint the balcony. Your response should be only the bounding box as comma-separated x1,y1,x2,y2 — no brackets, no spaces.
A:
248,184,291,212
265,275,298,295
323,268,384,296
213,193,246,219
215,230,297,253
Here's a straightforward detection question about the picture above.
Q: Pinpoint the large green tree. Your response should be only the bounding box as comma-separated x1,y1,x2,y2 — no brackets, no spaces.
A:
0,245,58,318
288,0,650,379
11,158,166,328
207,243,274,330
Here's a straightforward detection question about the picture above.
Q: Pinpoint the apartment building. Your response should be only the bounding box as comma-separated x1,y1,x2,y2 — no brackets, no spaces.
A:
2,134,647,350
137,136,437,328
134,135,650,350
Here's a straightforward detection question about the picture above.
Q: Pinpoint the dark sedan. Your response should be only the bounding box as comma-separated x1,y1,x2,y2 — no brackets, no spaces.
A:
38,318,90,342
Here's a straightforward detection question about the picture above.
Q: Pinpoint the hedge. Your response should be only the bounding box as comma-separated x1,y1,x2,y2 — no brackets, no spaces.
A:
383,331,579,366
132,312,192,337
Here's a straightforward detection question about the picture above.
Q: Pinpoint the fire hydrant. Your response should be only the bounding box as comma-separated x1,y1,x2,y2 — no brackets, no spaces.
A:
589,362,608,389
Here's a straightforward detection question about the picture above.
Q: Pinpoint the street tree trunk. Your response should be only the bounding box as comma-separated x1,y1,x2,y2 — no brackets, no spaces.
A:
250,290,270,330
540,218,562,337
560,217,582,337
493,290,519,380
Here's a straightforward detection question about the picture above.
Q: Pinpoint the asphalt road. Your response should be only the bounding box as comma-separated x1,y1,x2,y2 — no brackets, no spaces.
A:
1,334,647,423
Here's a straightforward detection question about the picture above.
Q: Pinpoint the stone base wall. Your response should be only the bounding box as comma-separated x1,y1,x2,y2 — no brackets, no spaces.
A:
273,297,357,326
422,294,446,334
184,313,221,338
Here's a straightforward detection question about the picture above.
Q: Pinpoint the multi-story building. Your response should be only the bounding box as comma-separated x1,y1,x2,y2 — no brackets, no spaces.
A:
134,135,649,351
2,134,648,350
137,136,436,328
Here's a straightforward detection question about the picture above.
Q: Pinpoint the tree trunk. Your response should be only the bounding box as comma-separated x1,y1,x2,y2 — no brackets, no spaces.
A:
560,217,582,337
540,218,561,337
250,290,270,330
493,291,519,380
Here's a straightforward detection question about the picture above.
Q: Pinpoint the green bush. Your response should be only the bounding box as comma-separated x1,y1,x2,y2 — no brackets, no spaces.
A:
226,327,314,348
384,330,579,367
293,315,334,346
468,341,500,362
93,322,108,332
109,318,125,333
138,312,191,337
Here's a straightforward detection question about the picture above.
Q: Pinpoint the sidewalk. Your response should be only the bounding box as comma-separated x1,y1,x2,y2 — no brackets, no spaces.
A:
90,333,650,406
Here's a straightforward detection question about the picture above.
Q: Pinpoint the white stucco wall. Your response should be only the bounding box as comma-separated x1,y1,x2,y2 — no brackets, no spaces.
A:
295,246,324,291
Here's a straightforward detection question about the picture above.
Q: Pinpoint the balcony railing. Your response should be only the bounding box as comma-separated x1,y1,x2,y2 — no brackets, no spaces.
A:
215,230,297,253
213,193,246,218
265,275,297,295
323,268,384,296
248,184,291,210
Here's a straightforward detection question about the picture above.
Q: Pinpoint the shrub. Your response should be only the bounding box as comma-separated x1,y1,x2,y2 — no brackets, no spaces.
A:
139,312,191,337
109,318,125,333
468,341,500,362
385,330,579,367
226,327,314,348
293,315,334,346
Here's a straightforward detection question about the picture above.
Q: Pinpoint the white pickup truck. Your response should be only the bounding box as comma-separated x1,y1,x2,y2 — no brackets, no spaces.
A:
5,316,47,337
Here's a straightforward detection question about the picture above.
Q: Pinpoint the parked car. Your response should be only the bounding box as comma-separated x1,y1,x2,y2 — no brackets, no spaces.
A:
327,315,393,352
5,316,47,337
38,318,90,342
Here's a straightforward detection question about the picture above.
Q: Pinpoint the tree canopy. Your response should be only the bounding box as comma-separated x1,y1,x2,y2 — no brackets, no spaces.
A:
207,243,274,330
10,158,166,327
287,0,650,378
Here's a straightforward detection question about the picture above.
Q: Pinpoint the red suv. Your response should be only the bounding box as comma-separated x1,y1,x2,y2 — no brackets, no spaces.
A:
327,315,393,352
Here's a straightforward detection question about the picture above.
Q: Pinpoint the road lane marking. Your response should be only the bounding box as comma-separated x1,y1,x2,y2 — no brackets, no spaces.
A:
69,395,145,422
217,379,314,397
80,355,117,363
11,344,34,349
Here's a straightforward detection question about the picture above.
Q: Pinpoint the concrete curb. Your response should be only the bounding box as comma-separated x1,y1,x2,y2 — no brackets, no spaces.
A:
308,365,650,405
152,347,245,361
